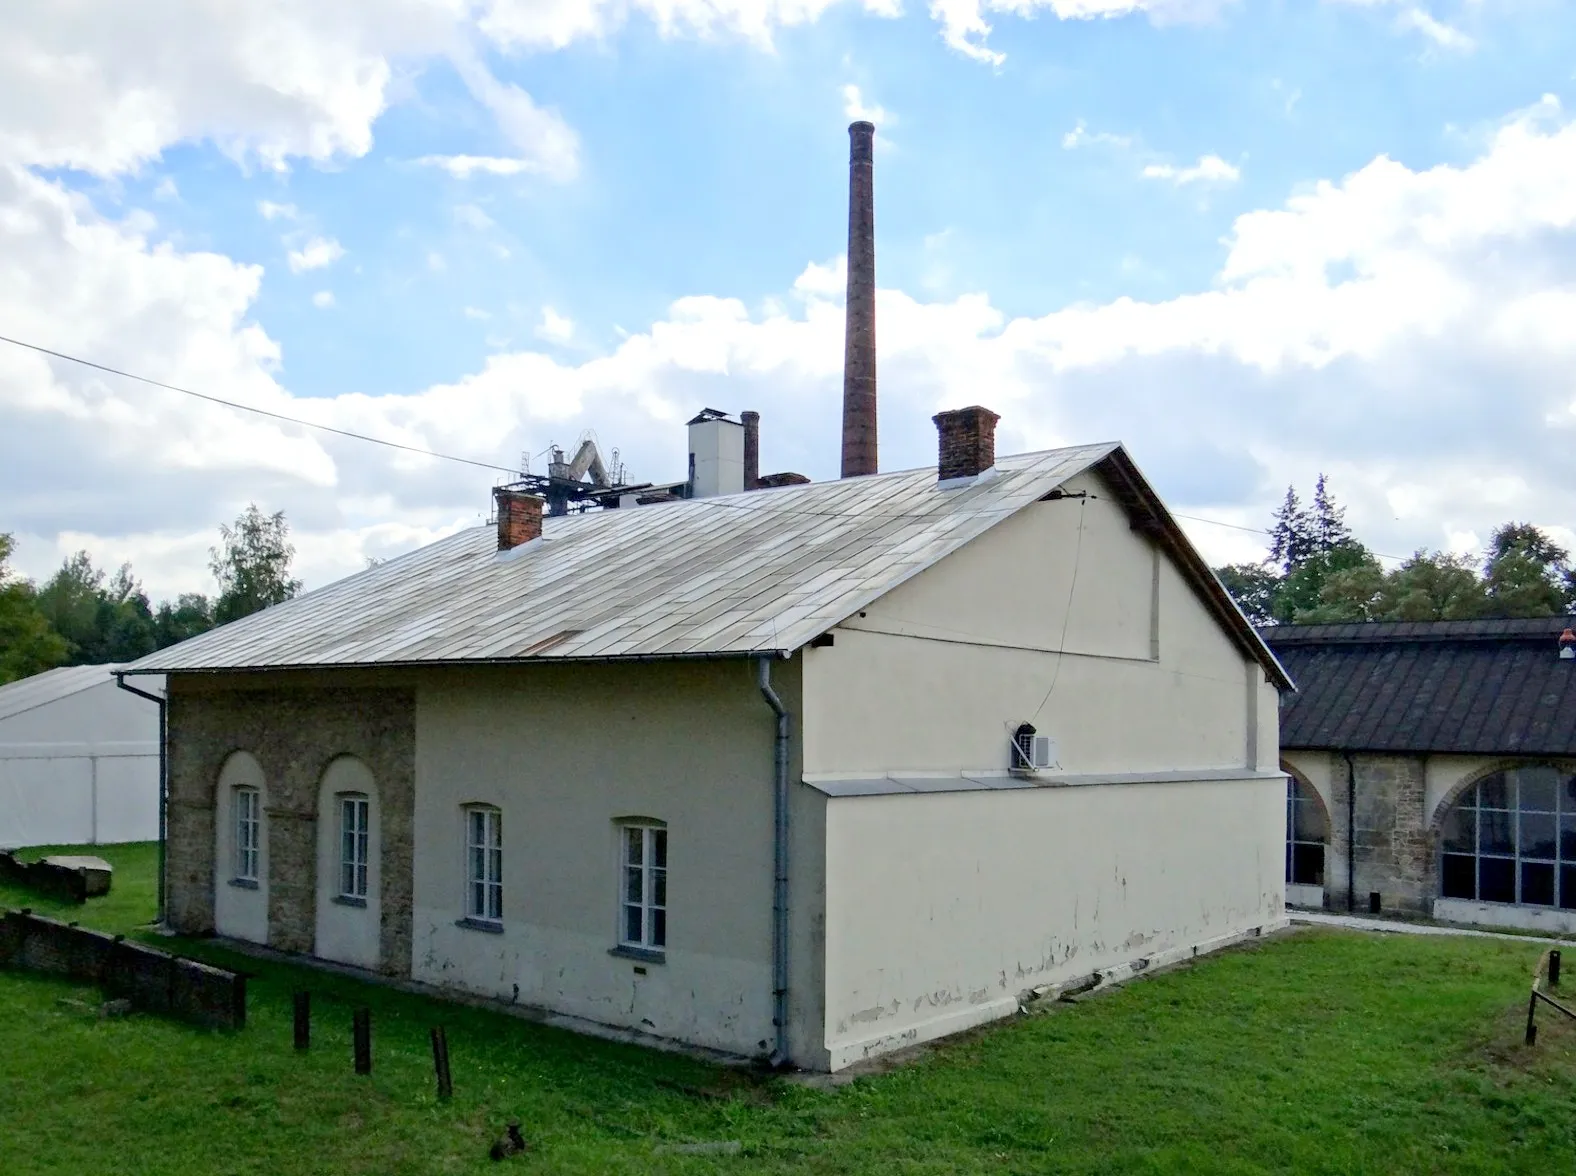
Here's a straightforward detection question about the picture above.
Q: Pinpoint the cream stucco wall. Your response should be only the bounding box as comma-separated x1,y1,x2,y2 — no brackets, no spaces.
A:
800,467,1286,1068
213,750,268,946
409,658,820,1063
821,777,1285,1069
803,472,1281,779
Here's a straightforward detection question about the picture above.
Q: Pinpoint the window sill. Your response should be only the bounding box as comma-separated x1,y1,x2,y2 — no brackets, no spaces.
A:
609,945,665,965
228,878,259,890
455,917,504,935
333,895,368,908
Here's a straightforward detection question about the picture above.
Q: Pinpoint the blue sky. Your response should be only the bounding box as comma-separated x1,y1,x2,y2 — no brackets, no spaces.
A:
5,1,1576,597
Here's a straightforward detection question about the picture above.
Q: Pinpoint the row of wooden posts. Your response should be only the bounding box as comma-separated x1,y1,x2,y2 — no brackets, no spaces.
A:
292,990,453,1100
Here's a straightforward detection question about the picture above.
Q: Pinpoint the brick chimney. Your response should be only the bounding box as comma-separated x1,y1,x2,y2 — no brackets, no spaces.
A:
841,121,877,479
741,410,760,490
494,488,544,551
933,406,1000,481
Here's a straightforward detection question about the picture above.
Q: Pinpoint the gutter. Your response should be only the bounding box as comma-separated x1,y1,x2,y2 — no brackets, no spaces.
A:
114,671,167,928
755,656,791,1068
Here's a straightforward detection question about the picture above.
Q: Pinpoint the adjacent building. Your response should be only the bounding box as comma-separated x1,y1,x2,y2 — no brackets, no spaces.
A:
128,410,1292,1071
0,664,163,848
1268,617,1576,936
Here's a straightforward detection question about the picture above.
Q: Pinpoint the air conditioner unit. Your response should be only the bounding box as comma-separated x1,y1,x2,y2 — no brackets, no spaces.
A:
1010,725,1057,774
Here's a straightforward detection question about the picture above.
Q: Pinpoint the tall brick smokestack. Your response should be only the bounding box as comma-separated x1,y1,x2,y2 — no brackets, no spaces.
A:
841,120,877,478
741,410,760,490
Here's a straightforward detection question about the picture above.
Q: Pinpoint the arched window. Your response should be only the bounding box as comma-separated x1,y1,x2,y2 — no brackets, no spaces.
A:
1440,766,1576,909
1286,776,1327,887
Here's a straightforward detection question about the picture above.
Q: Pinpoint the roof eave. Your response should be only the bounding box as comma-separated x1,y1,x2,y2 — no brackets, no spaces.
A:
120,647,794,676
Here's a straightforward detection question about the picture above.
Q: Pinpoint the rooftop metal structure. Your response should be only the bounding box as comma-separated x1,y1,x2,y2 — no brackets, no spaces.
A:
127,443,1289,685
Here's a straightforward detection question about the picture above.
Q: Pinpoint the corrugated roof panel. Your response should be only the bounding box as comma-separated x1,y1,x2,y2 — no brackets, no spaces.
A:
126,442,1286,684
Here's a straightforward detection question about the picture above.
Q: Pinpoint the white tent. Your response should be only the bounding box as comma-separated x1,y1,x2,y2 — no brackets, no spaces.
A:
0,665,162,848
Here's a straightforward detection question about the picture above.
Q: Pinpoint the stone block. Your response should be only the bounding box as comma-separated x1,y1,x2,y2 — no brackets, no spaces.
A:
40,856,113,897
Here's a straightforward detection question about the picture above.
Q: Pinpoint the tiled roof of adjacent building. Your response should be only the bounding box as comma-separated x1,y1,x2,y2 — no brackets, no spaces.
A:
126,443,1289,686
1262,617,1576,755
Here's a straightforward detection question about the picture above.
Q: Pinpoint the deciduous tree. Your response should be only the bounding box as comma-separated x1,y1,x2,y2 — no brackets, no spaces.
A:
210,505,302,625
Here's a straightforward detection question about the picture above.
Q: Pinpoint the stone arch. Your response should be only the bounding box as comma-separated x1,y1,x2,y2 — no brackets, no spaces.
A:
213,750,269,945
1427,758,1576,832
314,754,382,970
1282,761,1330,893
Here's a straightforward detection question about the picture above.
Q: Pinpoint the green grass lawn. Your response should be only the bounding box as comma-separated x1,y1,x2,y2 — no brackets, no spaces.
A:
3,847,1575,1174
3,841,160,934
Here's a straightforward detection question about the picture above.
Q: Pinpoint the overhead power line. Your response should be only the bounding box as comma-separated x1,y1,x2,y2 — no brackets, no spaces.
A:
0,331,1414,556
0,332,521,476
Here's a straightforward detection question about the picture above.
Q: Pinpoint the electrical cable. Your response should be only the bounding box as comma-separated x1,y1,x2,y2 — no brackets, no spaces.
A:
1029,496,1087,723
0,332,522,476
0,330,1406,551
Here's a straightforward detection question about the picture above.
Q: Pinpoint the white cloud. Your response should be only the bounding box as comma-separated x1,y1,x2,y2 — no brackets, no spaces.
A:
463,306,492,320
841,84,891,127
536,306,576,343
9,92,1576,609
0,2,459,174
286,236,346,273
312,290,336,309
258,200,299,221
453,203,497,231
1062,121,1135,151
1395,6,1474,51
477,0,902,51
930,0,1229,66
449,49,581,182
416,154,539,179
1143,154,1242,186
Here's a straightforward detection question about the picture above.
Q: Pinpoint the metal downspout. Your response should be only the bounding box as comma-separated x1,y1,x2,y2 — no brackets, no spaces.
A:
1344,751,1357,914
114,672,167,927
756,656,791,1068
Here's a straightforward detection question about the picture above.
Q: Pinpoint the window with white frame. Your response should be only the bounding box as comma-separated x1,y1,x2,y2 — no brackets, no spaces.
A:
339,794,369,899
619,822,667,952
235,787,260,882
465,806,503,923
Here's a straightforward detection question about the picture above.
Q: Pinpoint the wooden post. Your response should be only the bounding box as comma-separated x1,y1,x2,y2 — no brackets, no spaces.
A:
1550,950,1562,988
293,991,310,1051
1525,991,1538,1046
430,1026,453,1101
353,1008,372,1075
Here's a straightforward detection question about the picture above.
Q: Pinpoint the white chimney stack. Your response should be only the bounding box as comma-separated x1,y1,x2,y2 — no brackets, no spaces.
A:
687,409,745,498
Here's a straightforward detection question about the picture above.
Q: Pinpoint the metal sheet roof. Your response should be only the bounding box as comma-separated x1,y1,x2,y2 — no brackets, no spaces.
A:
126,442,1287,682
0,664,138,722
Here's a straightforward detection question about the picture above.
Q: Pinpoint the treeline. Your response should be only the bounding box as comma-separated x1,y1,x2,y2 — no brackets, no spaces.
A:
1215,477,1576,627
0,505,301,685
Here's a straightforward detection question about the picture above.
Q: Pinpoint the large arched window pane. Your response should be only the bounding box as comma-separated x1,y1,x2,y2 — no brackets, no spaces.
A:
1440,767,1576,910
1286,777,1327,887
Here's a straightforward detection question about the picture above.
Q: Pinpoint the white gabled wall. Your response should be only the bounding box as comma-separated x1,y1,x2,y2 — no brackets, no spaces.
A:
803,472,1277,778
801,467,1286,1068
